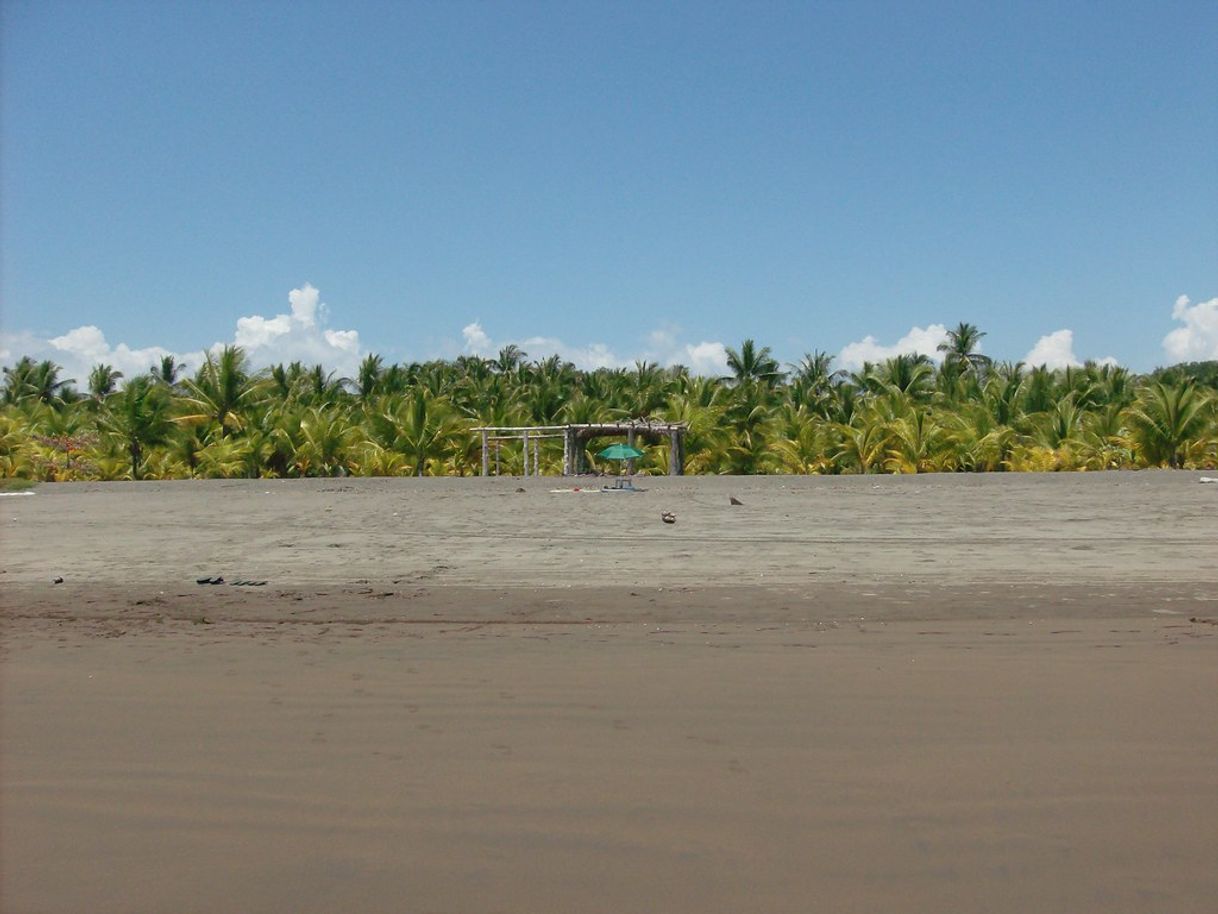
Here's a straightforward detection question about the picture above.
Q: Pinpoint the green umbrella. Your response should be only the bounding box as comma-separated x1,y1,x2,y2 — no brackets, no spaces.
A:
597,443,645,460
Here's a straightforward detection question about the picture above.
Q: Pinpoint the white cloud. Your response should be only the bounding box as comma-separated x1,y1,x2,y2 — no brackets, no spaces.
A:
324,328,360,353
639,325,728,375
463,321,625,369
224,283,362,375
682,341,730,376
1,283,363,388
1163,294,1218,362
460,320,730,375
0,322,184,389
520,336,624,370
461,321,494,357
836,324,950,371
288,284,322,327
1023,329,1081,370
1022,329,1118,370
44,326,178,386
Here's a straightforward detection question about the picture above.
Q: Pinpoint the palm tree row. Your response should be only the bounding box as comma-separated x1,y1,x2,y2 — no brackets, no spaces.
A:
2,324,1216,480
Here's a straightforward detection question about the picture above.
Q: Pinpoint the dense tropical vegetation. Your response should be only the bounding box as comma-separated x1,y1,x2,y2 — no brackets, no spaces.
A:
2,325,1216,480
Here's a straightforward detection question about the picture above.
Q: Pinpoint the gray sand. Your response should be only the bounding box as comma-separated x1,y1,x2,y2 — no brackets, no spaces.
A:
2,472,1216,912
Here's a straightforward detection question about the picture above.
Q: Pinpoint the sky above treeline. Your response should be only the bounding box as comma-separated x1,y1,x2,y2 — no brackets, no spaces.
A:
1,0,1215,384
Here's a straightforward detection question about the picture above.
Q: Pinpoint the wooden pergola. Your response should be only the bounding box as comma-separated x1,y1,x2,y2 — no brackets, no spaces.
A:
471,420,687,477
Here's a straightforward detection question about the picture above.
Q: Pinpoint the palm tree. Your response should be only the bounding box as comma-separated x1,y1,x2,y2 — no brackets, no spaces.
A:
179,346,262,435
771,404,836,474
494,345,527,374
945,406,1015,472
293,406,359,476
1127,381,1213,468
88,364,124,400
150,355,186,388
725,339,784,386
789,351,837,415
878,354,936,401
2,357,77,406
355,354,384,401
97,377,174,479
834,414,889,474
368,391,462,476
885,408,950,473
937,322,991,376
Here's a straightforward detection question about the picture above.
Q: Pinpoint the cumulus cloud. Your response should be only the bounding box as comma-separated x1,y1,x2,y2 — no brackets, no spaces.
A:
1,283,363,389
0,324,182,389
463,322,628,370
49,326,178,380
461,321,495,357
1023,329,1081,370
226,283,361,374
460,320,730,375
836,324,950,371
642,325,730,375
1022,329,1118,370
1163,294,1218,362
681,341,730,376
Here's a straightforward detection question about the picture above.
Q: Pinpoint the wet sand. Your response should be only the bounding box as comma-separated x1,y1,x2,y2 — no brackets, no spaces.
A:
2,472,1217,912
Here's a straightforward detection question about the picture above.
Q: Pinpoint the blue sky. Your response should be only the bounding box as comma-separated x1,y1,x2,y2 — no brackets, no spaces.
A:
2,0,1216,382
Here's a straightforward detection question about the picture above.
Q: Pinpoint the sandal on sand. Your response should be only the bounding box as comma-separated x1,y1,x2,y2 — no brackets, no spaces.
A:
661,511,676,524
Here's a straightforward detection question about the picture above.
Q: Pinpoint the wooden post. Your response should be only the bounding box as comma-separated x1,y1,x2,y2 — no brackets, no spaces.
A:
669,428,682,476
533,437,540,476
522,431,529,477
495,440,501,475
481,430,489,477
562,428,571,477
626,426,636,475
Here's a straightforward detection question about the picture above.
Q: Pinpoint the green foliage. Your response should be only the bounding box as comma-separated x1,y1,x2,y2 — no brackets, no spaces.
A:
1149,360,1218,391
2,340,1217,478
97,376,174,479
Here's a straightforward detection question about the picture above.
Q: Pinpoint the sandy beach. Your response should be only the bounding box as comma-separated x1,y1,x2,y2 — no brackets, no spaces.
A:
2,472,1217,912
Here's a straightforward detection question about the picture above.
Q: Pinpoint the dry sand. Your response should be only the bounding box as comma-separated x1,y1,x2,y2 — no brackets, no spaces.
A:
2,472,1216,912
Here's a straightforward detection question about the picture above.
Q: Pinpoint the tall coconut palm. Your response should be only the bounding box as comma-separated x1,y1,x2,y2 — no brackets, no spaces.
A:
885,408,950,474
88,364,124,400
2,357,77,406
0,413,36,478
945,406,1015,472
937,322,991,376
293,405,359,476
834,414,889,474
494,345,527,374
150,355,186,388
1031,396,1086,450
771,405,837,474
180,346,263,435
1127,381,1213,468
725,339,784,387
878,354,936,401
355,354,384,401
369,391,462,476
789,351,838,415
97,377,174,479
